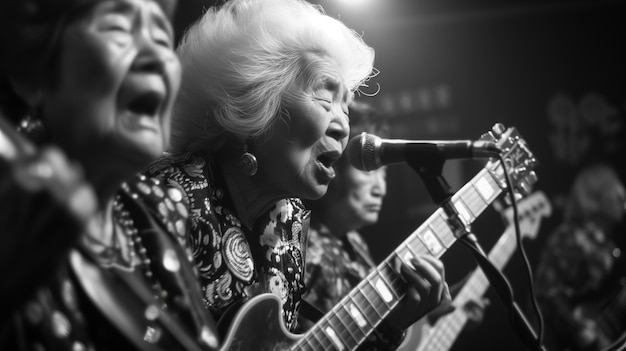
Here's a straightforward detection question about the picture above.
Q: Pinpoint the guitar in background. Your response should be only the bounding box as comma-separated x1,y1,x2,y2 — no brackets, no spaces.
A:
398,191,552,351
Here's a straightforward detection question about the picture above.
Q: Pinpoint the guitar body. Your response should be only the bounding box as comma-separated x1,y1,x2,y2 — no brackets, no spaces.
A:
218,294,301,351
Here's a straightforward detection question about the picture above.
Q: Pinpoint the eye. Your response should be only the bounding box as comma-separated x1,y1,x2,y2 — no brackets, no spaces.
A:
100,14,132,32
313,93,333,110
315,97,331,104
152,27,174,48
98,14,132,46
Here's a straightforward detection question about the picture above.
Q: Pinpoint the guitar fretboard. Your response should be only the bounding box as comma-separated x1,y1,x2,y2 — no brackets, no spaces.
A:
424,220,519,351
295,167,504,351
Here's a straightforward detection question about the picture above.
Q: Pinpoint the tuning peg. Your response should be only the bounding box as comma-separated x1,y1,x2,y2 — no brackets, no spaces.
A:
491,123,506,138
501,191,524,206
517,180,533,197
481,123,507,142
515,171,538,197
525,171,538,185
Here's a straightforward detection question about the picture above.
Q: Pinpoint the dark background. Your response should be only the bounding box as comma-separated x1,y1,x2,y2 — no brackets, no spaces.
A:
172,1,626,350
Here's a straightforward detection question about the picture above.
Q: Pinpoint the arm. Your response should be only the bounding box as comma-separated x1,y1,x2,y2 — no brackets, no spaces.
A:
0,119,97,315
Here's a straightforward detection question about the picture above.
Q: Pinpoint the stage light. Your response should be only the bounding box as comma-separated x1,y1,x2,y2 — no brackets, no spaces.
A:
334,0,372,6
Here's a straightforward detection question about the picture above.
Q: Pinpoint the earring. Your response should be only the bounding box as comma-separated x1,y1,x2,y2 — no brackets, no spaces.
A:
17,114,46,144
241,144,258,176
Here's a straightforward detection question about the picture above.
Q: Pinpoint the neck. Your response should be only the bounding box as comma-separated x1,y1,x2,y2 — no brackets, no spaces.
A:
219,159,288,229
84,198,116,247
318,209,356,239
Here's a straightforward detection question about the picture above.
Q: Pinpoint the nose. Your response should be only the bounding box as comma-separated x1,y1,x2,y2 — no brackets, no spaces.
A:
131,26,168,74
371,169,387,197
327,107,350,143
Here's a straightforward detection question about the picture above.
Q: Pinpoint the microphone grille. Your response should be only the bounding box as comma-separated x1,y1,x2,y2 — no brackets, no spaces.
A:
347,133,379,171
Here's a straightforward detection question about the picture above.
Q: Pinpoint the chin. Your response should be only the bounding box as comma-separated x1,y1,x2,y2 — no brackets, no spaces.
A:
300,183,329,201
362,214,379,225
135,138,165,158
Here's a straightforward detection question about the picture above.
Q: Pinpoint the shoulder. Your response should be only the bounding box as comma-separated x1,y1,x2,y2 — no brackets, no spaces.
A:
144,152,210,182
122,174,190,244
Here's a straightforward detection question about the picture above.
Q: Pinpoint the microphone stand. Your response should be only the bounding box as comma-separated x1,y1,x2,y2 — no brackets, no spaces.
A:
406,157,546,351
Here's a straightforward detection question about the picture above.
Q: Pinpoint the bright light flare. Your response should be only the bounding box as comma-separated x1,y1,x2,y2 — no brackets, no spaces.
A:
335,0,373,6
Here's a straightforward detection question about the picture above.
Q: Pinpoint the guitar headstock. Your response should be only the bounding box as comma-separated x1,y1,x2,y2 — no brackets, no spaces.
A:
497,191,552,240
480,123,539,203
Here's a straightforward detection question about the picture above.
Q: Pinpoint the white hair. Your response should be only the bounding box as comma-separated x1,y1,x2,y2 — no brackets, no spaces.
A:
170,0,376,154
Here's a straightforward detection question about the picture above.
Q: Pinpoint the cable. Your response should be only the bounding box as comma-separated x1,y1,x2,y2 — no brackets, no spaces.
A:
497,153,546,349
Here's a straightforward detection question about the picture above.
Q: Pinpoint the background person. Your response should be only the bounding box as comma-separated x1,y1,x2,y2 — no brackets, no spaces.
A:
534,163,626,351
0,0,219,349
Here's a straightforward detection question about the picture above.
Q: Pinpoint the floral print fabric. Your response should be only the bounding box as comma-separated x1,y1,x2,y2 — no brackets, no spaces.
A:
135,153,309,332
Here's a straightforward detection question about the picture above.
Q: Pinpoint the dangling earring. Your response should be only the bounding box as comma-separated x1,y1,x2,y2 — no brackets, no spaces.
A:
17,111,46,145
241,144,258,176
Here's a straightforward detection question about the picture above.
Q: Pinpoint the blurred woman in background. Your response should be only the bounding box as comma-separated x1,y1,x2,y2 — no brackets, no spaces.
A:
0,0,219,349
535,163,626,351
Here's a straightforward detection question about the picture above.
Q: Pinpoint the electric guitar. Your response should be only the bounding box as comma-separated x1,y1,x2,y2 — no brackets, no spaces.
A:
218,123,539,351
397,191,552,351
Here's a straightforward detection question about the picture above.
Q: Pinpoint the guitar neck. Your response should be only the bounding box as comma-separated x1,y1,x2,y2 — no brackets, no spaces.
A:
296,167,504,350
424,221,520,351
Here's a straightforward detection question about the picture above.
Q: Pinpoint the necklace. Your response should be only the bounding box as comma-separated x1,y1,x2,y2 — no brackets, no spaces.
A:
113,192,169,295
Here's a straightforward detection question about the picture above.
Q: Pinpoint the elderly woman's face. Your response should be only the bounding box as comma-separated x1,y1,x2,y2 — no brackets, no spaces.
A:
256,55,350,200
333,165,387,230
40,0,181,162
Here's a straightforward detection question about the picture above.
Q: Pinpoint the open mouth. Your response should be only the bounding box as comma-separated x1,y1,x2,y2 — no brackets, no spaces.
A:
317,151,341,169
127,90,163,117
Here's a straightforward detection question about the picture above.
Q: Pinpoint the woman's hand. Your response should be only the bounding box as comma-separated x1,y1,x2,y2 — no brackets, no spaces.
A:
386,255,451,330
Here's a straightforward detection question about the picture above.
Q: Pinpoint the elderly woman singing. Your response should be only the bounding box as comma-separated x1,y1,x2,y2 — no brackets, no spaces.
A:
0,0,219,350
125,0,451,349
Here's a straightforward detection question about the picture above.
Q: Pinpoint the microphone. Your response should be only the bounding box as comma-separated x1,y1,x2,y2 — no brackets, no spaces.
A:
347,133,501,171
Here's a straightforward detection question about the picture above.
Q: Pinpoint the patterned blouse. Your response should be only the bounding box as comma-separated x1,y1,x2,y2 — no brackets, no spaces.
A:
298,223,405,350
132,153,309,332
534,221,624,350
3,183,217,351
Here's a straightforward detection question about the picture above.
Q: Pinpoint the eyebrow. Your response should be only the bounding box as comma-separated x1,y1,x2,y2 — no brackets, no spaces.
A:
318,74,350,104
102,0,174,38
149,2,175,38
102,0,136,16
